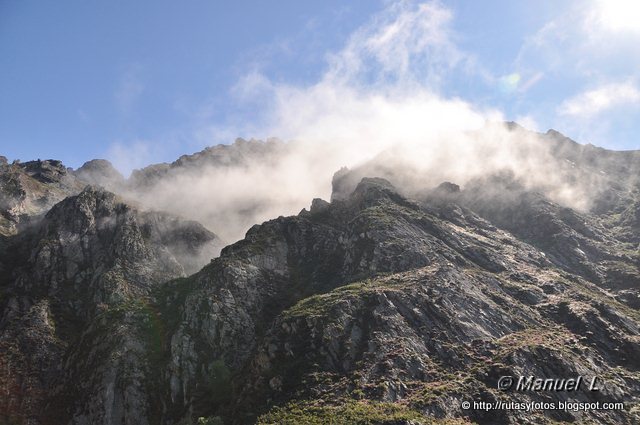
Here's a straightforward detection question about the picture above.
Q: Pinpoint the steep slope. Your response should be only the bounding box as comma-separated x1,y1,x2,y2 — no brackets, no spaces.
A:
0,187,220,425
1,130,639,425
141,177,637,424
3,176,636,424
543,129,640,215
452,173,640,311
0,158,84,236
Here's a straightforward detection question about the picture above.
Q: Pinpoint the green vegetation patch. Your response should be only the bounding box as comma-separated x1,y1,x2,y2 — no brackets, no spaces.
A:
100,297,165,364
257,399,467,425
406,376,476,407
493,326,579,360
283,281,369,318
354,204,399,229
281,275,407,319
282,270,419,320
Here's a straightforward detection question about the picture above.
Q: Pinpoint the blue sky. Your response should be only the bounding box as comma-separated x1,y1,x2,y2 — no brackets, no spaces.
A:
1,0,639,172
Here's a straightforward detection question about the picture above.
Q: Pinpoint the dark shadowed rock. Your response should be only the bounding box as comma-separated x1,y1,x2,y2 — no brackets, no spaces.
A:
434,181,460,194
1,130,639,424
0,186,221,425
127,137,287,191
0,159,84,235
21,159,68,184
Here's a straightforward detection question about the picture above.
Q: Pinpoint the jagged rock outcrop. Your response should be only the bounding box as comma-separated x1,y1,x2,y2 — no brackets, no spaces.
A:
456,172,632,283
231,179,638,424
128,138,286,190
0,186,220,425
1,130,639,425
146,177,637,424
73,159,125,192
0,159,84,235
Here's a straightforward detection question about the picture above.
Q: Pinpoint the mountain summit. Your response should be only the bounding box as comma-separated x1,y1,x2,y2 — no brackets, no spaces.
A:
1,128,639,424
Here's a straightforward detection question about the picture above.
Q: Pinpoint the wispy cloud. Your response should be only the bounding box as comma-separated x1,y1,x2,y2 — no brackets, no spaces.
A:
508,0,640,148
497,72,543,95
115,64,144,116
587,0,640,34
106,139,176,177
112,1,609,243
515,1,640,78
518,72,544,93
559,81,640,117
224,0,498,160
325,0,464,87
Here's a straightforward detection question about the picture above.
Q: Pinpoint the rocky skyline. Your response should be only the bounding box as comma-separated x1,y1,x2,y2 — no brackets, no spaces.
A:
1,125,639,424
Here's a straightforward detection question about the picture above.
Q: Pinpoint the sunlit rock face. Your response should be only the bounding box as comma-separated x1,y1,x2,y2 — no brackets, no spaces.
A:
0,132,639,424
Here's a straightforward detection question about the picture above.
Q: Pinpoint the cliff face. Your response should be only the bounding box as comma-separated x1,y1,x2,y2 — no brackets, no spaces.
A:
0,159,85,236
1,131,639,425
155,177,638,425
0,187,220,425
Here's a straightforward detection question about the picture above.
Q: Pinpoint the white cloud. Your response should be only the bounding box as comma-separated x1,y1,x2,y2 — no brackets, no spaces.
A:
590,0,640,34
107,140,167,177
508,0,640,149
230,0,497,164
515,1,640,79
322,0,470,90
558,82,640,117
108,0,610,245
514,115,540,131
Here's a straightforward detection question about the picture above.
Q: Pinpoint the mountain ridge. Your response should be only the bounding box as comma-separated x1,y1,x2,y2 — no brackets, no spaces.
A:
1,127,639,424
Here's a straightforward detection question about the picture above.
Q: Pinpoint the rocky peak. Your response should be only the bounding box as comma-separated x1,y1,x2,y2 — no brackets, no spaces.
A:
0,184,221,425
331,166,356,201
74,159,125,191
424,181,461,201
0,158,84,235
2,132,640,425
6,185,219,308
345,177,407,210
128,137,287,191
309,197,330,214
44,185,124,233
20,159,68,184
434,181,460,194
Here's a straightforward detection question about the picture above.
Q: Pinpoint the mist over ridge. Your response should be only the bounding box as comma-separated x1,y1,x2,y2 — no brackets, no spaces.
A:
4,123,639,424
2,1,640,423
95,0,639,245
95,122,637,246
